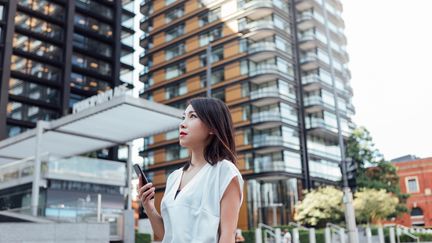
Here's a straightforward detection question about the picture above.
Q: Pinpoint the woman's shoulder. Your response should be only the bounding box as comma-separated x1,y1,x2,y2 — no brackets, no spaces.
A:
166,167,183,184
216,159,241,172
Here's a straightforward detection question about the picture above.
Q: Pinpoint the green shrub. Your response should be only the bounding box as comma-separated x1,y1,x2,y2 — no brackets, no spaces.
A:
135,231,152,243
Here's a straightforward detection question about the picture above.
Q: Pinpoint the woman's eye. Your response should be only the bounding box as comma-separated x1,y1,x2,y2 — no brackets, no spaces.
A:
190,114,197,118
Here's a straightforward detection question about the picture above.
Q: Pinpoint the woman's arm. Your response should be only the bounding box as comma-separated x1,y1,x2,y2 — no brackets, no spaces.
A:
138,179,165,239
219,177,242,243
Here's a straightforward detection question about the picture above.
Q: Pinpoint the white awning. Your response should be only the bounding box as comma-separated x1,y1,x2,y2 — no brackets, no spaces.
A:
0,95,183,164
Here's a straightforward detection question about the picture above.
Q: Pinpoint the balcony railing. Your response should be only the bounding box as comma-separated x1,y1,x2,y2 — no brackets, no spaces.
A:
247,159,302,174
253,135,284,147
251,111,282,123
249,64,279,76
249,42,278,53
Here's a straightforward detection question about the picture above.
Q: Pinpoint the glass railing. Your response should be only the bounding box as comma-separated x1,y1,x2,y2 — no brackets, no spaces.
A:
249,64,279,76
247,159,302,174
309,160,341,181
241,20,276,32
305,117,338,133
239,0,273,10
253,135,284,147
251,111,282,123
250,88,279,99
249,42,277,53
308,146,341,160
300,53,319,63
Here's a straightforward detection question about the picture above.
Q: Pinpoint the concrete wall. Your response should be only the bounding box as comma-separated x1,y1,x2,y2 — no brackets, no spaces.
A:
0,222,109,243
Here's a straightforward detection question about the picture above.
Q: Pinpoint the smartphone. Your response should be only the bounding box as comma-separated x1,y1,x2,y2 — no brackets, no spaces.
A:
133,164,154,200
133,164,150,185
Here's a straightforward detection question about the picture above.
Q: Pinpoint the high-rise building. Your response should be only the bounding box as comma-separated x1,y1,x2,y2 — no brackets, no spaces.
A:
0,0,136,144
138,0,355,230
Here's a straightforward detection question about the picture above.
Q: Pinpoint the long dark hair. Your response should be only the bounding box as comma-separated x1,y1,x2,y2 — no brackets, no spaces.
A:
183,97,237,170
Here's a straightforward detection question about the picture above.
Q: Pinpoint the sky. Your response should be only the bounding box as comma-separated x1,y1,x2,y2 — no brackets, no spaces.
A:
342,0,432,160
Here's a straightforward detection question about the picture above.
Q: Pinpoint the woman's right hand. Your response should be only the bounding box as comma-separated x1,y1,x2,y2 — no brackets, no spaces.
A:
137,175,156,212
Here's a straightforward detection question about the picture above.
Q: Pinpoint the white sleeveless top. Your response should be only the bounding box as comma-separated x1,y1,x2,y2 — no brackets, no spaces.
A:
160,159,244,243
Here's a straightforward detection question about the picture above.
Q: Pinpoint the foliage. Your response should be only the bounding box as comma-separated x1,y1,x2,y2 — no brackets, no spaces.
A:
346,126,409,216
353,188,399,224
135,231,152,243
294,187,344,227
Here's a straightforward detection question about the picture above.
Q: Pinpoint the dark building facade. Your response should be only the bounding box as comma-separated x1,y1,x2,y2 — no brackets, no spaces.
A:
0,0,135,142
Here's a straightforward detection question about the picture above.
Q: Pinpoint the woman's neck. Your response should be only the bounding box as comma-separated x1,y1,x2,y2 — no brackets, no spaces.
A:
190,147,207,167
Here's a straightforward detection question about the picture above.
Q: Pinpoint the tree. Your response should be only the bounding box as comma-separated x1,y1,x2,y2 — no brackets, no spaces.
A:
354,188,399,224
346,126,409,216
294,186,344,227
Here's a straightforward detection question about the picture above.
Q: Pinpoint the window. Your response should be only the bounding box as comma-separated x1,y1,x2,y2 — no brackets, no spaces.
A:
15,12,63,41
70,72,111,92
11,55,61,82
165,61,186,79
18,0,64,20
406,177,419,193
199,45,224,66
165,0,176,5
199,26,222,46
74,13,113,38
165,24,184,42
211,88,225,102
165,42,185,60
7,101,58,122
13,34,62,61
165,5,184,23
72,53,111,76
73,33,112,57
76,0,113,19
198,8,220,27
200,68,225,85
166,144,189,161
9,78,60,105
165,80,187,99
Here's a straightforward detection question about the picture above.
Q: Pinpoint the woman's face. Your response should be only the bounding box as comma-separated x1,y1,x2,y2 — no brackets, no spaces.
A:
179,104,211,148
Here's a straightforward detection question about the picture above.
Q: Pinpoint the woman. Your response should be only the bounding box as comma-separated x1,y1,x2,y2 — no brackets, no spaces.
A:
137,97,244,243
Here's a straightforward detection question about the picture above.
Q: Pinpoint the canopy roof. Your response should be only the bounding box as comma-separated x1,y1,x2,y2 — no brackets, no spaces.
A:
0,95,183,164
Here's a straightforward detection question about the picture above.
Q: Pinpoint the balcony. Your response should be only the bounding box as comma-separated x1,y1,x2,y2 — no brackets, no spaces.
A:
306,118,350,140
139,32,150,46
249,64,294,84
309,160,342,181
239,0,274,20
307,146,341,161
298,34,319,50
253,135,284,148
247,158,302,174
251,112,282,130
300,53,320,71
240,20,278,41
140,15,150,30
297,12,316,31
248,42,278,62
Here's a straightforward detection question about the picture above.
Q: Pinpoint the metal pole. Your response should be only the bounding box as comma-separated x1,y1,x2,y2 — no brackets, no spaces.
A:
319,0,359,241
292,228,300,243
309,228,316,243
255,227,262,243
31,120,46,216
206,44,212,98
366,226,372,243
126,142,133,210
389,227,396,243
378,226,385,243
275,228,281,243
97,193,102,222
325,227,331,243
